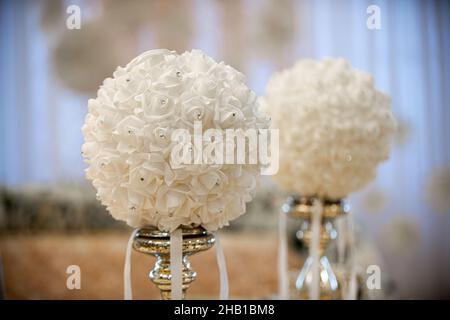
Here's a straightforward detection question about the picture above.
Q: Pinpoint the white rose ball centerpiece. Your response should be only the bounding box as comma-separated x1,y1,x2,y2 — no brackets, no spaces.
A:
82,49,269,232
263,58,396,300
82,49,269,299
262,58,396,199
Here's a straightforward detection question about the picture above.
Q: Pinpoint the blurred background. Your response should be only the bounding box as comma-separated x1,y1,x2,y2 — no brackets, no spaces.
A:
0,0,449,299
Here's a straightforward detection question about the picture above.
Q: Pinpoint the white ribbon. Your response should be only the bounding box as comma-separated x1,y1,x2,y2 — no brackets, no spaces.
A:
170,228,183,300
278,210,289,299
309,198,323,300
214,232,229,300
124,228,138,300
336,216,346,264
345,211,358,300
347,264,358,300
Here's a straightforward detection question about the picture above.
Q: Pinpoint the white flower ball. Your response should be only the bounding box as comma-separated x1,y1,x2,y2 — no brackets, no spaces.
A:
261,58,396,199
82,49,269,231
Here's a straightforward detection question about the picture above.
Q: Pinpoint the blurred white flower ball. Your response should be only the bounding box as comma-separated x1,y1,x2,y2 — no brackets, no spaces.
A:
53,21,135,95
381,217,420,255
262,58,396,199
361,188,388,214
82,49,269,231
426,168,450,214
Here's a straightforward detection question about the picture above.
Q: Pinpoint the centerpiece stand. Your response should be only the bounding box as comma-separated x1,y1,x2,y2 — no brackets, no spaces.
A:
284,196,349,299
133,226,215,300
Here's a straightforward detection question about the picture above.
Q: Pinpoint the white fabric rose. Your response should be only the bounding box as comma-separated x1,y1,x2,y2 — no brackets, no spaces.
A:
261,58,396,199
82,49,269,231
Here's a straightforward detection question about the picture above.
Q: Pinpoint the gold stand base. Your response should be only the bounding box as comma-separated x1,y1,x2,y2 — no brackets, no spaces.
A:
285,196,349,299
133,226,215,300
